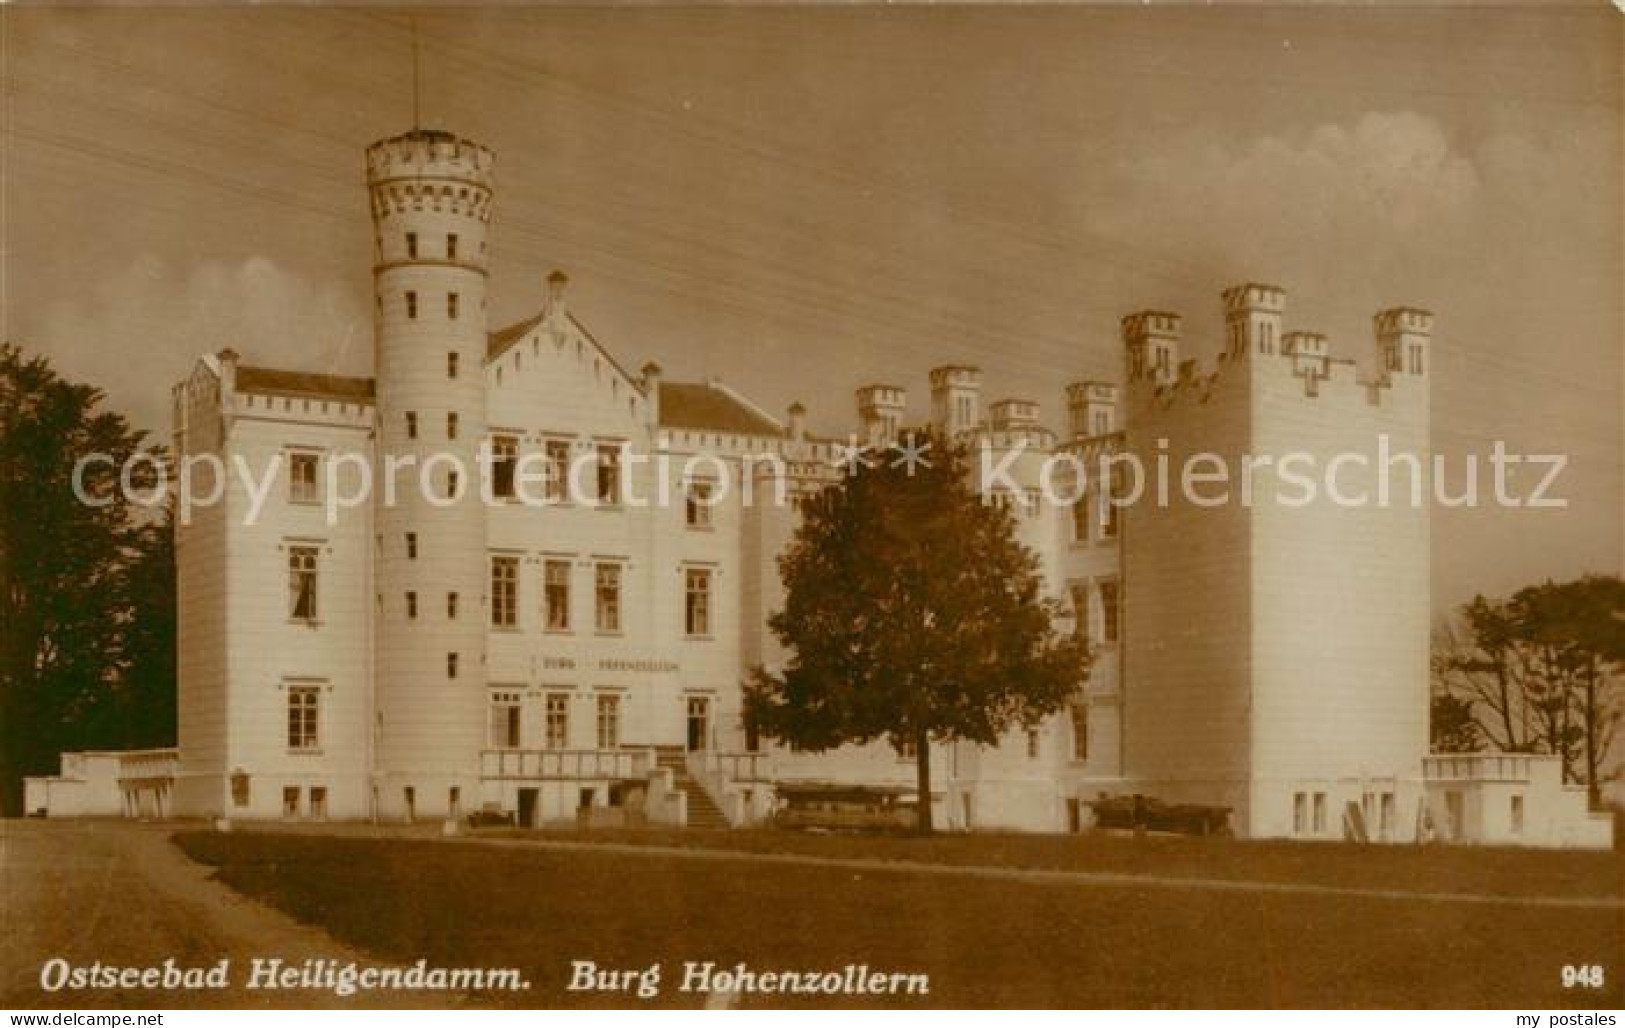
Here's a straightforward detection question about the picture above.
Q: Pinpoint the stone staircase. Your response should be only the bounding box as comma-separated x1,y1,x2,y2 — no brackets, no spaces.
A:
654,747,731,829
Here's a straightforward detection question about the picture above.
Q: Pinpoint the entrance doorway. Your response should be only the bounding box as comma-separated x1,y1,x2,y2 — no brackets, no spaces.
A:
517,788,538,829
686,696,710,752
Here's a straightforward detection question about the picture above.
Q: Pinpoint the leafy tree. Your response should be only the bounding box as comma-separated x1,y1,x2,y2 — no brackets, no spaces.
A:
0,344,174,813
745,428,1091,833
1429,691,1481,754
1433,576,1623,804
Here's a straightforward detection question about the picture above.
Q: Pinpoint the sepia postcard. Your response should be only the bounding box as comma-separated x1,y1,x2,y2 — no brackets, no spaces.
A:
1,1,1621,1017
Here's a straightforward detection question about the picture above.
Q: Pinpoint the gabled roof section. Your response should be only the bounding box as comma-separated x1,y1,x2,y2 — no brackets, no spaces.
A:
236,365,375,401
487,311,643,390
660,381,783,437
487,314,544,360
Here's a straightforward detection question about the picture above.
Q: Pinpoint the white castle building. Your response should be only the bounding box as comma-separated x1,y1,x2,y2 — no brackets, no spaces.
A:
26,128,1610,848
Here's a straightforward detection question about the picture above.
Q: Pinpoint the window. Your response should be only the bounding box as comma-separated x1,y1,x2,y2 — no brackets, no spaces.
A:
403,787,415,822
447,412,459,440
544,559,571,630
491,557,518,628
1070,704,1089,761
595,562,622,633
288,546,319,621
491,436,518,499
289,453,319,504
544,440,570,503
1099,579,1120,644
310,787,328,820
545,693,570,749
406,412,418,439
686,696,710,752
447,652,459,679
1408,344,1424,375
1312,792,1327,834
1072,496,1090,543
685,567,712,637
1379,792,1395,837
447,591,459,620
447,351,460,379
1026,727,1041,760
231,773,250,808
405,291,417,319
1292,792,1307,834
448,787,461,819
596,694,621,749
489,690,522,749
406,532,418,560
447,292,459,320
446,468,460,499
406,591,418,619
1101,474,1121,538
283,786,301,819
406,232,418,259
1093,411,1109,436
287,685,320,752
446,233,458,260
596,443,621,505
1069,583,1090,641
1510,794,1524,835
685,480,715,528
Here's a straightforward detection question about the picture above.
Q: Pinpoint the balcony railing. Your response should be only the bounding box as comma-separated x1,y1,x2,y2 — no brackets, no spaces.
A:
481,748,653,781
115,748,180,783
1423,753,1537,783
713,751,773,783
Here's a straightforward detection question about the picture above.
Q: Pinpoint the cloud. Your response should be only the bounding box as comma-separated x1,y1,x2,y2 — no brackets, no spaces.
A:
34,256,368,434
1093,111,1481,298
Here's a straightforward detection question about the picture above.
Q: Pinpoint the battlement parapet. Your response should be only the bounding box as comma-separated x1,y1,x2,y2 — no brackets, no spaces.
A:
366,129,495,185
989,398,1040,431
928,365,982,390
367,130,495,223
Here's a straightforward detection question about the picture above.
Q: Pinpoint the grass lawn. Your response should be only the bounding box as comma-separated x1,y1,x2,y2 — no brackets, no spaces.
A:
478,825,1625,900
174,830,1623,1009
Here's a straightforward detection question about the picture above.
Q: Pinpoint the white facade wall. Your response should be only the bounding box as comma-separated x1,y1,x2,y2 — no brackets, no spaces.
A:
140,125,1611,846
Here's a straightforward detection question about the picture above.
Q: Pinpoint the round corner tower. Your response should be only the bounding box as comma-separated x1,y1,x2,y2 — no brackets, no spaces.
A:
366,129,494,820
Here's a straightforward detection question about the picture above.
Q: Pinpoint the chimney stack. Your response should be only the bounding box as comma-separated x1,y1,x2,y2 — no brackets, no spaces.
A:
545,269,569,317
641,361,662,426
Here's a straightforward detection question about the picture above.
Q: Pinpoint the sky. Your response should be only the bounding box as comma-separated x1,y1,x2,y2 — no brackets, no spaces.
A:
3,3,1621,612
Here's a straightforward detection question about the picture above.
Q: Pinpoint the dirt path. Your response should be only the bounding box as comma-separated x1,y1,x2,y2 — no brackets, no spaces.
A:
0,819,468,1009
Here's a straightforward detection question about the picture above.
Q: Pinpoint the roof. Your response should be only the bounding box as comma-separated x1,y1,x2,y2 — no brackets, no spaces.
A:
659,381,783,437
487,314,544,360
235,365,375,401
